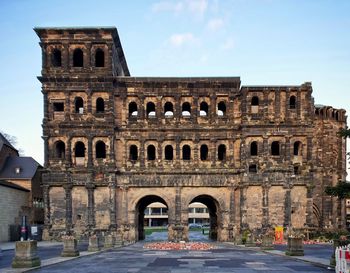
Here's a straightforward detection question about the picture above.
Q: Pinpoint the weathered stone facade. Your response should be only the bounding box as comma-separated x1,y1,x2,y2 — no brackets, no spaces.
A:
35,27,347,242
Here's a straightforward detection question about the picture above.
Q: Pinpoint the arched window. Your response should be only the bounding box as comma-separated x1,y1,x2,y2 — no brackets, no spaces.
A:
164,102,174,117
293,141,301,156
289,96,296,109
96,97,105,113
251,96,259,106
199,101,208,116
250,141,258,156
75,97,84,114
75,142,85,157
51,49,62,67
146,102,156,118
129,145,138,161
165,145,173,160
271,141,280,156
182,145,191,160
218,144,226,161
96,141,106,159
200,144,208,160
147,145,156,160
217,101,226,116
55,141,65,159
129,102,138,117
95,48,105,67
182,102,191,116
73,48,84,67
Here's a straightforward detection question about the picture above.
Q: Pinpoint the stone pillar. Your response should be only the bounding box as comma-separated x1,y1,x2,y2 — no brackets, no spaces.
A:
87,136,93,168
42,184,51,240
306,186,313,227
139,95,145,120
210,95,216,121
86,184,95,230
43,136,49,168
140,139,145,168
275,90,280,121
12,241,41,268
262,186,269,228
192,95,198,123
284,188,291,227
66,136,72,167
109,135,115,166
63,184,73,233
240,186,247,230
43,90,49,121
229,186,236,241
285,137,291,162
87,90,92,114
65,91,71,120
109,182,117,230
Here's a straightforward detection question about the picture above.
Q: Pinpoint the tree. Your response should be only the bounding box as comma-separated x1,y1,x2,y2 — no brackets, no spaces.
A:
0,131,24,155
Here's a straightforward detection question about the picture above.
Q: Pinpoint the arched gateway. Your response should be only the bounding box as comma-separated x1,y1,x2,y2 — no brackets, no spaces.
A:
36,27,347,243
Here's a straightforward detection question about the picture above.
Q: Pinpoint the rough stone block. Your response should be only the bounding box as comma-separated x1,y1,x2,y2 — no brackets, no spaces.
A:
12,240,41,268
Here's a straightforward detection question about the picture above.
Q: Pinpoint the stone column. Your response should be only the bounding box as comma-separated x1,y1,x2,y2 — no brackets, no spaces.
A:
43,90,49,122
66,136,72,167
240,186,247,230
139,95,145,120
262,185,270,228
275,90,280,121
43,136,49,168
87,136,93,168
87,90,92,114
86,183,95,230
284,188,291,227
285,137,291,162
109,135,115,167
109,182,117,230
140,139,145,168
210,95,217,121
65,91,71,120
42,184,51,240
63,184,73,233
192,95,198,123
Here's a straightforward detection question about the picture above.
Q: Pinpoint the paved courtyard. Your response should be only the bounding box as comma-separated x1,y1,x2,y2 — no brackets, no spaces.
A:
30,242,332,273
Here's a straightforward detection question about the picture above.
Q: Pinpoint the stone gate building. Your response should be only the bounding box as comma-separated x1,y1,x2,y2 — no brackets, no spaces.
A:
35,27,347,242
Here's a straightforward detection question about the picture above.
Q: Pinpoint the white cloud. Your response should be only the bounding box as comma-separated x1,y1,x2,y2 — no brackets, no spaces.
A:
207,18,224,31
168,33,198,47
152,1,183,13
152,0,208,16
221,37,234,50
186,0,208,16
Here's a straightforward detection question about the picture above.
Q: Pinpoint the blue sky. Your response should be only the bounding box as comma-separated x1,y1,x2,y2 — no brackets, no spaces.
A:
0,0,349,170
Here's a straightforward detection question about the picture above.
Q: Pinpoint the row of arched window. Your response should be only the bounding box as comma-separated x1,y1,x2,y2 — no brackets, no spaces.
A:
53,140,304,161
251,95,297,109
129,101,227,118
249,141,302,156
53,97,105,114
51,48,105,68
54,140,107,159
128,144,227,161
128,95,297,118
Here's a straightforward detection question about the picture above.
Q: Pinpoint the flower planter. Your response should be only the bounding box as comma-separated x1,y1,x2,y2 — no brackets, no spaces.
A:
12,240,41,268
88,236,100,252
285,237,304,256
260,235,274,250
61,238,79,257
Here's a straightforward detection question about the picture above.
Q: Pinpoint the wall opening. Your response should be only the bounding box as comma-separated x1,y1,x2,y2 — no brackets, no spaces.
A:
182,145,191,160
55,141,65,159
188,195,219,241
249,164,257,173
129,145,138,161
51,49,62,67
199,101,208,116
251,96,259,106
96,97,105,113
75,97,84,114
96,141,106,159
289,96,296,109
146,102,156,118
250,141,258,156
164,102,174,117
165,145,174,160
147,145,156,160
129,102,138,117
271,141,280,156
53,102,64,112
200,144,208,160
217,101,226,116
218,144,226,161
95,48,105,67
73,48,84,67
74,141,85,157
293,141,301,156
136,195,168,241
182,102,191,117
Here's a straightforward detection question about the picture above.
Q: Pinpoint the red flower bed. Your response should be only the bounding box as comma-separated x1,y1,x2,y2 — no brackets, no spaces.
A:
144,242,214,251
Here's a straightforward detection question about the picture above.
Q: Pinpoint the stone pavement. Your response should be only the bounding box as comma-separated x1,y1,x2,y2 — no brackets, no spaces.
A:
0,241,333,273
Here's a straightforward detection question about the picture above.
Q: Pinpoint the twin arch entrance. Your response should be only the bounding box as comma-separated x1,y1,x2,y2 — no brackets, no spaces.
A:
134,193,223,242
